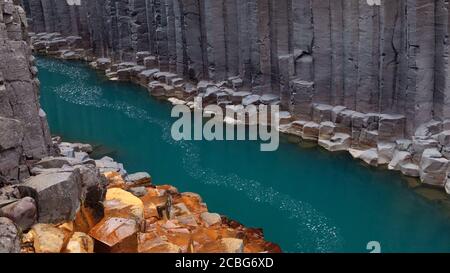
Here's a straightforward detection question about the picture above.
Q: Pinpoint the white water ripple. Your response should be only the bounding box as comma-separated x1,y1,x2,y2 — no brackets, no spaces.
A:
39,58,344,252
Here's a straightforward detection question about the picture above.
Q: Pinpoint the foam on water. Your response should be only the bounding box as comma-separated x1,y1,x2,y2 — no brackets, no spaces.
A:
38,58,343,252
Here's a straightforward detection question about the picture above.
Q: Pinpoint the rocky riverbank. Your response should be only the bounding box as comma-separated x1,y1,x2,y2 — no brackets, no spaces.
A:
3,137,281,253
0,0,279,253
29,31,450,196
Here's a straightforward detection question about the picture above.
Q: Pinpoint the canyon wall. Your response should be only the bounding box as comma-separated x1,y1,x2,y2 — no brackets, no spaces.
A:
0,0,52,183
24,0,450,136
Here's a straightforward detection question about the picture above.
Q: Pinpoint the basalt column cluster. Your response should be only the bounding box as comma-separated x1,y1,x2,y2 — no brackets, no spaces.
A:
24,0,450,137
0,0,53,184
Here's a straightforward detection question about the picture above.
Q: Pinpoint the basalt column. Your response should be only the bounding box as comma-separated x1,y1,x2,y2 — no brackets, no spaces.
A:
0,0,52,182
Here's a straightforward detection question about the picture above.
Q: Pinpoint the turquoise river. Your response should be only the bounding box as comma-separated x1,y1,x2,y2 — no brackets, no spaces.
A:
37,56,450,253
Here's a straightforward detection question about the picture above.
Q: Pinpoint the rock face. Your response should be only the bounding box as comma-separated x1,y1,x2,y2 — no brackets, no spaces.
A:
23,0,450,138
0,0,52,182
0,217,20,253
18,170,82,224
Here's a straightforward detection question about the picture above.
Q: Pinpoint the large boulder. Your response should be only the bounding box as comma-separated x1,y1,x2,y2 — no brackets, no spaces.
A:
18,170,82,224
400,163,420,177
0,217,20,253
377,142,396,165
0,197,37,231
30,224,65,253
95,156,127,176
89,217,138,253
75,165,108,221
312,104,333,123
420,149,449,187
359,149,379,167
318,133,351,152
378,114,405,142
319,121,335,140
388,150,412,171
411,137,439,162
302,122,320,140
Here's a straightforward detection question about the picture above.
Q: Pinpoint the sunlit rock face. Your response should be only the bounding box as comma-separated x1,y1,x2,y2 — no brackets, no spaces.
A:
0,0,53,183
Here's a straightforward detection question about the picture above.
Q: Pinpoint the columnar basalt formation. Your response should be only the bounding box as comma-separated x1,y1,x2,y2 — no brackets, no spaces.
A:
22,0,450,193
0,0,52,184
0,0,279,253
23,0,450,135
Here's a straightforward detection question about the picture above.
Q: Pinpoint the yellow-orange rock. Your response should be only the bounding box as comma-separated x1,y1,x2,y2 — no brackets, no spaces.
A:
137,233,182,253
103,172,126,189
57,222,75,246
64,232,94,253
156,184,179,193
31,224,66,253
175,195,207,214
197,238,244,253
73,206,99,233
104,188,144,220
89,217,138,253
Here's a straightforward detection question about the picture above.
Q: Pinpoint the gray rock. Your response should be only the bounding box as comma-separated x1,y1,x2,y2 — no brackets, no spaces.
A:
0,117,24,150
0,217,20,253
75,165,107,221
34,156,94,169
388,151,413,171
396,139,413,152
359,148,379,167
378,114,405,142
126,172,152,187
359,130,378,148
0,197,37,231
377,142,396,165
400,163,420,177
59,145,75,158
96,58,111,70
95,157,127,176
231,91,252,104
302,122,320,141
312,104,333,123
18,170,82,224
319,121,335,140
128,186,148,198
411,137,439,162
259,94,279,104
415,120,442,137
420,148,449,187
242,95,261,106
437,131,450,146
318,133,351,152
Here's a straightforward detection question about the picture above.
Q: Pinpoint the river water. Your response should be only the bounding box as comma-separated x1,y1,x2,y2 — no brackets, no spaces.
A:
37,56,450,253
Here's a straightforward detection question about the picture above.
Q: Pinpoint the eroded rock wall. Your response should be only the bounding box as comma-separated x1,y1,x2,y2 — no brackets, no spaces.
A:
25,0,450,136
0,0,52,183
